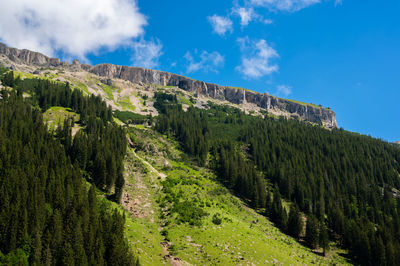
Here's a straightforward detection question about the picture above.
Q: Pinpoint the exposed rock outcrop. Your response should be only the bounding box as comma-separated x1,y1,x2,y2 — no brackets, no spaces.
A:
0,42,337,128
88,64,337,128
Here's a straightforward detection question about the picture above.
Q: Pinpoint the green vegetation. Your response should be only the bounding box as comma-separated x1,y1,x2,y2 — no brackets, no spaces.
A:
178,95,192,105
66,77,90,94
100,83,114,100
43,106,80,129
283,97,322,108
3,67,400,265
2,71,126,202
114,110,150,124
0,89,136,265
126,125,350,265
0,64,8,76
153,91,400,265
118,96,136,111
14,70,36,79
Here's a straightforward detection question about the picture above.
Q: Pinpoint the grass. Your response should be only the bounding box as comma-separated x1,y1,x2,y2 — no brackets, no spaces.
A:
122,150,165,265
99,83,114,100
227,86,254,92
113,110,148,124
158,161,349,265
283,98,322,109
118,96,136,111
178,95,192,106
43,106,80,130
123,126,351,266
113,117,125,126
13,71,36,79
66,77,90,94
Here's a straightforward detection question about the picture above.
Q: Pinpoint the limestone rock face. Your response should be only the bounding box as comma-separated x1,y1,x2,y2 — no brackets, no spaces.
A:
89,64,338,128
0,43,61,66
0,42,338,128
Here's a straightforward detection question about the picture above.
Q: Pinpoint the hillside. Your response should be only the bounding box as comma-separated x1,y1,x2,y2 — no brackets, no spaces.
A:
0,42,337,129
1,53,400,266
0,62,352,265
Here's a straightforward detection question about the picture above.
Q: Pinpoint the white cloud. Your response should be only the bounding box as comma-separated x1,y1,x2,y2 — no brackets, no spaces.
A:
184,50,224,73
232,6,273,27
249,0,321,12
207,15,233,36
263,19,274,25
275,85,292,97
233,7,258,27
0,0,147,60
236,37,279,79
335,0,343,6
131,39,163,69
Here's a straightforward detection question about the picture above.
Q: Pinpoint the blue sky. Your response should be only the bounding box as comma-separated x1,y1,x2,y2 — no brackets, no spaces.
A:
1,0,399,141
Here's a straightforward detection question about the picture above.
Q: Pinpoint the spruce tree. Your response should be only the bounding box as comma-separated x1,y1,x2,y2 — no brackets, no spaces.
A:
305,215,319,249
288,204,303,239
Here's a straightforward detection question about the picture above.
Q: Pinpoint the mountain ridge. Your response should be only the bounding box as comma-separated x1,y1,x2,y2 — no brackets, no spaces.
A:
0,42,337,128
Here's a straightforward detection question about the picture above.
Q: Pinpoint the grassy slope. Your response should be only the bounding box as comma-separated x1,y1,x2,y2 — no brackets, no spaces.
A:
13,68,347,264
43,106,80,130
122,126,350,265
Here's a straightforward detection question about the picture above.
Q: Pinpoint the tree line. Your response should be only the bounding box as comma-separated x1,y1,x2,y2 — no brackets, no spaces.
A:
0,89,136,265
2,71,127,202
153,92,400,265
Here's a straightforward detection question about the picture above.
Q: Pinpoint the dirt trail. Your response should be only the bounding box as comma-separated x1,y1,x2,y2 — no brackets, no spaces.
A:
121,150,154,220
122,148,184,265
133,150,167,181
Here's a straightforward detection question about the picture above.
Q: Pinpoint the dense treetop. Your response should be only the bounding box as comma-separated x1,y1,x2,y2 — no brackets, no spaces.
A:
154,92,400,265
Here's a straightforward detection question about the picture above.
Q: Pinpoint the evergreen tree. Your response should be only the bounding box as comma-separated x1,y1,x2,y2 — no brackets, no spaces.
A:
319,224,329,256
288,204,303,239
305,215,319,249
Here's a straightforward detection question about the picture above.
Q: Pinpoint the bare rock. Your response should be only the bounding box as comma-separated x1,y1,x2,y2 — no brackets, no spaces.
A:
0,42,338,128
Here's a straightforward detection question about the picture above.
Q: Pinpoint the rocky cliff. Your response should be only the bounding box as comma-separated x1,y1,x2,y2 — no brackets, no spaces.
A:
0,42,337,128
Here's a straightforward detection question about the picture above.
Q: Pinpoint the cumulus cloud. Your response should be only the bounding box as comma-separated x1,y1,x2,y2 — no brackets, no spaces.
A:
207,15,233,36
0,0,147,60
275,85,292,97
232,7,259,27
131,39,163,69
249,0,321,12
236,37,279,79
184,50,224,73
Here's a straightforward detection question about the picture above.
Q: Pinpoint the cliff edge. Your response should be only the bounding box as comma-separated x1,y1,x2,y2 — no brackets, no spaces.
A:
0,42,337,128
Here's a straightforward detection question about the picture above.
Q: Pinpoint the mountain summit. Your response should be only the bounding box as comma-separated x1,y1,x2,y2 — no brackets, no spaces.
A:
0,42,337,129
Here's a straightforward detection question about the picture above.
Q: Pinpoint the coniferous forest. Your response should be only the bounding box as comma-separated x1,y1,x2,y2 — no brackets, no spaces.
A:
0,72,135,265
2,67,400,265
154,92,400,265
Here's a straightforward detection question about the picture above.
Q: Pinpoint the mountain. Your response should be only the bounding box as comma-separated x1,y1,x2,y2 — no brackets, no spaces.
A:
0,42,337,129
1,44,400,266
0,64,349,265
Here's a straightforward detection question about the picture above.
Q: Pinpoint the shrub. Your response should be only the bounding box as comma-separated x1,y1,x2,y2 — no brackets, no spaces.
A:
173,200,207,226
212,213,222,225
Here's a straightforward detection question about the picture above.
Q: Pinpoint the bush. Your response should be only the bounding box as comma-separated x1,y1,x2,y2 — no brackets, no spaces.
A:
113,110,149,124
212,213,222,225
173,200,207,226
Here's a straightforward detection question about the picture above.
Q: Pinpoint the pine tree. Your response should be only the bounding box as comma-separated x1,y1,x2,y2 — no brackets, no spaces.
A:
305,215,319,249
319,224,329,256
288,204,303,239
